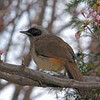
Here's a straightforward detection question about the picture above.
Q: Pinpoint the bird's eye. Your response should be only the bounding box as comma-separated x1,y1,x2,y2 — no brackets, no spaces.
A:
27,28,42,36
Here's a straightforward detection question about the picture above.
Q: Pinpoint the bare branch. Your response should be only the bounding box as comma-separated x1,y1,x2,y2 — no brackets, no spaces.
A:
38,0,48,25
23,87,33,100
48,0,57,32
12,85,22,100
0,61,100,89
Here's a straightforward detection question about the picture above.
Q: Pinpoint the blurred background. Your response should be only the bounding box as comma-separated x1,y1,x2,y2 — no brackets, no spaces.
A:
0,0,100,100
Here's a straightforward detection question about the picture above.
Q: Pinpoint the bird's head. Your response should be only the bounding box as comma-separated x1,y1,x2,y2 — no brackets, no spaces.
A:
20,25,50,41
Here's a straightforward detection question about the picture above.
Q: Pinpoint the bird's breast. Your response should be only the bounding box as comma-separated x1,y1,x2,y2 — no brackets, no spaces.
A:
31,48,66,72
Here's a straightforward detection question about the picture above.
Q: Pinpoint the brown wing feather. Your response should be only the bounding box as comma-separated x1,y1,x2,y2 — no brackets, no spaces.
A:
34,35,75,62
34,35,87,94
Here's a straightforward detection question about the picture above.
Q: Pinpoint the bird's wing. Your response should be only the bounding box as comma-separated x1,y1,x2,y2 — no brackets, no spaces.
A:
34,35,85,83
34,35,75,62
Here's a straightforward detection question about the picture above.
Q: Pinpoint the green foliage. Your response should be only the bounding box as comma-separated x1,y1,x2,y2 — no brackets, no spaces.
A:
76,89,100,100
91,89,100,100
66,0,98,13
86,0,98,7
71,18,84,29
66,0,84,13
89,52,100,61
66,0,100,99
76,52,95,75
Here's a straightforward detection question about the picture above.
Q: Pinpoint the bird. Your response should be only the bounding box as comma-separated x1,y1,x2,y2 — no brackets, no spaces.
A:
20,25,85,81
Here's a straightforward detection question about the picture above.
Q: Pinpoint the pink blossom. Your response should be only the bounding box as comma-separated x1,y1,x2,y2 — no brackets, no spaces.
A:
96,15,100,20
81,9,86,18
75,31,81,39
89,8,93,13
0,49,3,54
94,22,98,26
87,14,91,18
92,12,97,17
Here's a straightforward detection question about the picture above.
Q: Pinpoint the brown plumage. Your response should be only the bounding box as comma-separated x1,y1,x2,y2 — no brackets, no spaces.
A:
34,35,85,81
20,25,88,95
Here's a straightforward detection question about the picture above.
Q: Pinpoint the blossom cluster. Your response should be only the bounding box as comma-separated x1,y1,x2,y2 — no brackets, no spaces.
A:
75,7,100,39
87,8,100,26
81,7,100,26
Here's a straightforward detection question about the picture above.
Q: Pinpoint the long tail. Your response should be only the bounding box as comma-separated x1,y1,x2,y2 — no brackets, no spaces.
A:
67,62,85,81
67,62,90,97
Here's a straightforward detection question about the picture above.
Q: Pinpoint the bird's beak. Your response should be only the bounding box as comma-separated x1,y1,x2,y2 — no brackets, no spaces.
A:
20,31,30,36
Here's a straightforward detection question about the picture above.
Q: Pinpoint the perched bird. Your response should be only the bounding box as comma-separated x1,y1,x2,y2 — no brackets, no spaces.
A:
20,25,85,81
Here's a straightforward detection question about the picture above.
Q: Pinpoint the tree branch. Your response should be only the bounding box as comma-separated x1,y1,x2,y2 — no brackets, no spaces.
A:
0,61,100,89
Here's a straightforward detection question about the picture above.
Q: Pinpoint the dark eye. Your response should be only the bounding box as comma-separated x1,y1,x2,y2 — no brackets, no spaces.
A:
27,28,42,36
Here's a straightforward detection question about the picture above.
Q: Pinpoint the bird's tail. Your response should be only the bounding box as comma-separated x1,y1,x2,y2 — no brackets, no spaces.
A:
67,61,85,81
67,62,90,97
